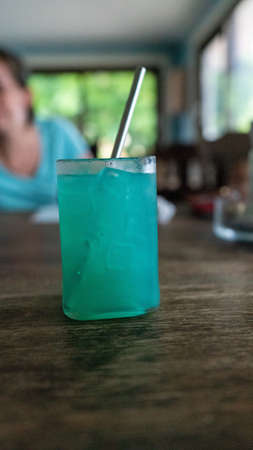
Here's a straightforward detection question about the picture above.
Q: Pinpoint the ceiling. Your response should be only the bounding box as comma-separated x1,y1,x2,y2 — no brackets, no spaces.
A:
0,0,214,47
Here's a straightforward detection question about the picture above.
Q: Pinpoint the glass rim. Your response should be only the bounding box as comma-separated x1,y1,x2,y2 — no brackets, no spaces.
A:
56,155,156,175
56,155,156,165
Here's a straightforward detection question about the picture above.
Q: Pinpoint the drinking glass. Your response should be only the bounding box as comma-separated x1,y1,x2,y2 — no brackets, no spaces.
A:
57,157,160,320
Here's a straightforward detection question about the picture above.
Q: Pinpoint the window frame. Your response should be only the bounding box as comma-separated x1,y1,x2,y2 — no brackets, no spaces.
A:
196,0,241,139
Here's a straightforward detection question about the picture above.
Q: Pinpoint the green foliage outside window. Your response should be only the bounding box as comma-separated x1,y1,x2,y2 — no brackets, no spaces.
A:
29,71,158,156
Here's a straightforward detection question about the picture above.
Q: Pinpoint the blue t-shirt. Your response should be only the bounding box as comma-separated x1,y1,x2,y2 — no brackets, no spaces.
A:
0,117,89,211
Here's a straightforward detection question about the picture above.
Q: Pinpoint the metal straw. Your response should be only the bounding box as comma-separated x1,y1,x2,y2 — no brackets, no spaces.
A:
111,66,146,158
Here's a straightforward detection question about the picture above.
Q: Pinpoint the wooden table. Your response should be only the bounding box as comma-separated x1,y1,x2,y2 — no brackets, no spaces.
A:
0,212,253,450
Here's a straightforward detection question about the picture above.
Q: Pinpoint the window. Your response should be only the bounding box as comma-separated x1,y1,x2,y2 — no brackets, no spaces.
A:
29,70,158,157
199,0,253,140
200,33,228,140
228,0,253,131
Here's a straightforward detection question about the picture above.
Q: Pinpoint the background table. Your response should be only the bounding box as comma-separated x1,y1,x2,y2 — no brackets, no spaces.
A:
0,212,253,449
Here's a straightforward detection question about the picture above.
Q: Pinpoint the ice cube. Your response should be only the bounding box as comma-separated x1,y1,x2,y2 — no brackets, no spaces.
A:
106,242,134,270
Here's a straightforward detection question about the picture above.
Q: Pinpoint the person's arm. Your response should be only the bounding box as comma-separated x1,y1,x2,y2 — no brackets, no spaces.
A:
55,118,92,159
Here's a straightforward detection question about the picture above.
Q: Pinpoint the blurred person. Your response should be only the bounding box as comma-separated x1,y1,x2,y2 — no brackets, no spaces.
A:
0,48,92,211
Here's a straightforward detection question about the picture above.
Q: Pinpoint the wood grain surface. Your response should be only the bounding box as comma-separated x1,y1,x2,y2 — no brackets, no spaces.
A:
0,212,253,450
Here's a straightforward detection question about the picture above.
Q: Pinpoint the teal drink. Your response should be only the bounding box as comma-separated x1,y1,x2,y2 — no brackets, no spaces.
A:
57,157,160,320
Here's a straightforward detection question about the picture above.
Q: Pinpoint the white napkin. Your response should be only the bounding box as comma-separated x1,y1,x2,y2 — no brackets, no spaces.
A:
30,197,176,226
31,204,59,224
157,195,176,225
